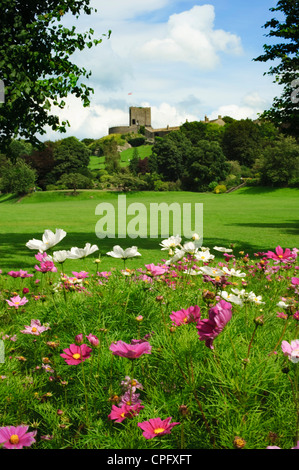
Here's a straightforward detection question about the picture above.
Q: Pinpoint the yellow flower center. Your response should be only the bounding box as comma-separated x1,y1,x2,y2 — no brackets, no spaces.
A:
121,412,125,417
215,276,220,281
72,353,81,360
154,427,165,434
15,302,20,305
31,327,37,332
278,255,283,258
9,434,20,444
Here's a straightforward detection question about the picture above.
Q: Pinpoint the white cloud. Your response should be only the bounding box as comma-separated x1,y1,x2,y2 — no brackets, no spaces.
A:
137,5,242,69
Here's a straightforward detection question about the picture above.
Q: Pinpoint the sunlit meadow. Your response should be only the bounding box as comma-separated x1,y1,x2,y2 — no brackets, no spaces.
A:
0,226,298,450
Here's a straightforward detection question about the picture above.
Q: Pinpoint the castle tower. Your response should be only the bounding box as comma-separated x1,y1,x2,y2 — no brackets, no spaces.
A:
129,106,151,127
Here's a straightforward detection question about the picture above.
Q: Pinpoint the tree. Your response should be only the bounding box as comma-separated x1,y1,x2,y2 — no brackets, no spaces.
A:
183,140,230,191
258,134,299,186
103,138,121,174
253,0,299,137
0,159,37,194
52,136,91,178
222,119,262,167
0,0,109,151
149,131,192,182
57,172,93,193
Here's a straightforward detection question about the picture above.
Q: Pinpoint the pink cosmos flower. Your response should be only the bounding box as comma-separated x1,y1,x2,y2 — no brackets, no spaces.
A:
196,299,232,349
108,403,144,423
72,271,89,279
21,319,50,336
8,269,33,278
60,343,92,365
170,305,201,326
281,339,299,363
265,246,293,263
145,263,167,276
0,425,37,449
109,340,152,359
6,295,28,309
291,277,299,285
86,333,99,346
138,417,180,439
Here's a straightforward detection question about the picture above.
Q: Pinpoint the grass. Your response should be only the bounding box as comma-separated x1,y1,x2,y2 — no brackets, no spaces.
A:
0,186,298,451
88,145,153,171
0,186,298,272
0,230,298,450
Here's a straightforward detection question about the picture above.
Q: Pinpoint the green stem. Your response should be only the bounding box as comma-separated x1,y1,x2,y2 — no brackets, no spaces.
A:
81,359,89,426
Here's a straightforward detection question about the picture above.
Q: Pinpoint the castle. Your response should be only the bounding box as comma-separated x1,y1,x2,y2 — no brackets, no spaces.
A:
108,106,226,139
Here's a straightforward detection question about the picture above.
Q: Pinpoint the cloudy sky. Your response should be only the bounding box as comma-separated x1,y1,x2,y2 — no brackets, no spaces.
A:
42,0,283,141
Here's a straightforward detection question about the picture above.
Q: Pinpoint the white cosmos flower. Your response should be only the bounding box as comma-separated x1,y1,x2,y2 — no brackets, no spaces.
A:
165,248,186,266
277,300,290,309
198,266,225,277
194,250,215,262
231,288,246,297
220,291,244,306
26,229,67,252
53,250,71,263
247,292,265,305
67,243,99,259
106,245,141,259
160,235,182,251
222,267,246,278
213,246,233,253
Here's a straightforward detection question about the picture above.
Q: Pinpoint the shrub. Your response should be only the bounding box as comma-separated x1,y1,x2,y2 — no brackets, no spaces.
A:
213,184,227,194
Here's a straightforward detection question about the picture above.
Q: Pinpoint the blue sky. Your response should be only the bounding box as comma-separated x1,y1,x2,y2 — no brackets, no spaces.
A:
42,0,283,141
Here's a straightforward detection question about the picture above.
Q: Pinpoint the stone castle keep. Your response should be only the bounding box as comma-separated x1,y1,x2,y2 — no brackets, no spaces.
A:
108,106,225,139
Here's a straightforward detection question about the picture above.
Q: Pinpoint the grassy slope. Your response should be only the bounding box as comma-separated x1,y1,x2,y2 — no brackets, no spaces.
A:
88,145,153,170
0,186,298,272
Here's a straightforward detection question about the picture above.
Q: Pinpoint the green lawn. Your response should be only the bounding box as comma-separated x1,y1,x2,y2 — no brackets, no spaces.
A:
88,145,152,171
0,187,298,272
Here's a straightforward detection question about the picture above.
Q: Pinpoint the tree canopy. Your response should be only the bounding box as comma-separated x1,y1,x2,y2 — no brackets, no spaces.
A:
0,0,109,151
254,0,299,137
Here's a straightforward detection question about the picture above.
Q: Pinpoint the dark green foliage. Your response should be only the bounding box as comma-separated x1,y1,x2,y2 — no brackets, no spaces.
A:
0,0,107,151
149,131,192,182
183,140,230,191
258,135,299,186
57,172,93,193
0,159,36,194
52,136,91,178
222,119,262,166
127,136,146,147
253,0,299,137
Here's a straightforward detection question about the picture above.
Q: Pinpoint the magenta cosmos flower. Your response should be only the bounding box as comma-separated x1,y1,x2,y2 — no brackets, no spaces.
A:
0,425,37,449
170,305,201,326
196,299,232,349
108,403,144,423
138,417,180,439
21,319,50,336
109,340,152,359
60,343,92,365
6,295,28,309
281,339,299,363
8,269,33,278
265,246,293,263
